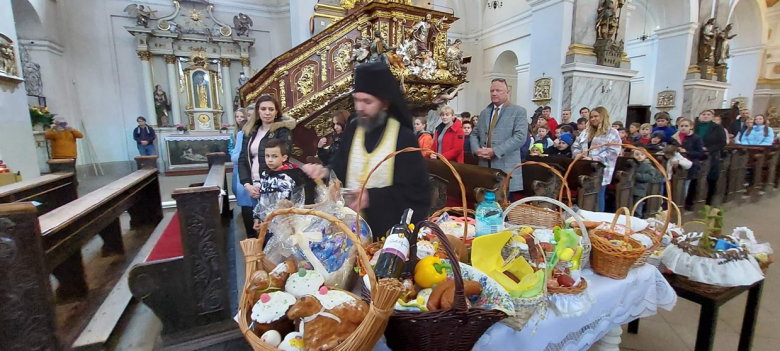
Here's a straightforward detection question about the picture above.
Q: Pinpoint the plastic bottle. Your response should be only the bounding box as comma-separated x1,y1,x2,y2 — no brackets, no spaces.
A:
475,191,503,237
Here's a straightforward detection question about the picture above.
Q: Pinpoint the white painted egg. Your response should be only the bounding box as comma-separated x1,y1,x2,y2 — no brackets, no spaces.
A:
260,330,282,347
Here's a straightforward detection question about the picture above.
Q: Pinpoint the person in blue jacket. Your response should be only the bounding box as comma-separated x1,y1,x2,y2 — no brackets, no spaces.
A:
736,115,775,146
133,116,156,155
230,107,258,238
652,112,676,143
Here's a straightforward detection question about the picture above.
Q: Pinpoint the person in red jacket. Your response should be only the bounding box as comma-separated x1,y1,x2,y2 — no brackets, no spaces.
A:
542,106,559,138
430,105,465,162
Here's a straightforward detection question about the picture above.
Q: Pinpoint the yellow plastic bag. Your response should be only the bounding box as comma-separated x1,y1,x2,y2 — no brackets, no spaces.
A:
471,231,534,293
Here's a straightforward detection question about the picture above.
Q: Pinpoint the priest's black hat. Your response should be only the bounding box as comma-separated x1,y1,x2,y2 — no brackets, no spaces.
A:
353,61,412,128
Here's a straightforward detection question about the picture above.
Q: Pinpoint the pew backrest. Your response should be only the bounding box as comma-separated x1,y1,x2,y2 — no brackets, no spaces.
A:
0,172,77,215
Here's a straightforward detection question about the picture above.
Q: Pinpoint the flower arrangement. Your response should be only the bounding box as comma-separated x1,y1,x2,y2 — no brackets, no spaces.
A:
176,123,186,131
220,123,229,130
29,105,55,127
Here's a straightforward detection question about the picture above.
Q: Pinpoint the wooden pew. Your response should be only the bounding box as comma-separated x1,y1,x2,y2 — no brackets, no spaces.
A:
528,156,604,212
425,159,506,206
711,152,731,207
47,158,78,187
128,154,233,343
693,157,711,214
765,147,780,197
0,171,77,216
40,167,163,299
724,147,749,205
612,156,637,212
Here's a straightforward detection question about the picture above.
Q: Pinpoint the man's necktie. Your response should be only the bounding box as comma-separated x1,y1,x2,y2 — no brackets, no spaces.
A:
486,107,500,147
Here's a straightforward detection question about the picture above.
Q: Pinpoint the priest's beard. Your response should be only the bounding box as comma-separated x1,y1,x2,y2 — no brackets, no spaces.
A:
357,110,388,133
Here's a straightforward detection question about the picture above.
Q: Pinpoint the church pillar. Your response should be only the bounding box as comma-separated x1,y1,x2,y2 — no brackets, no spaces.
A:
651,23,698,118
528,0,575,116
727,45,764,111
138,51,157,126
241,57,251,78
559,0,637,123
515,63,531,111
220,58,234,127
164,55,182,126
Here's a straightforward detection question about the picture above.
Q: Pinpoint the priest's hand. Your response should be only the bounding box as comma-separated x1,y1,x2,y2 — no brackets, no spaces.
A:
302,163,329,180
347,189,369,212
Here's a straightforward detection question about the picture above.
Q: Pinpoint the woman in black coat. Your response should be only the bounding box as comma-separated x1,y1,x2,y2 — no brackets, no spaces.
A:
693,110,727,205
238,95,295,237
670,118,705,209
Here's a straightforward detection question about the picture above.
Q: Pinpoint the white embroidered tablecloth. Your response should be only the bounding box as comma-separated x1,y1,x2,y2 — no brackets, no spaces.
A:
373,264,676,351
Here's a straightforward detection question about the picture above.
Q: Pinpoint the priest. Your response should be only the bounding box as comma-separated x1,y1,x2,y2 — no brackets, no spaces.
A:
303,62,431,239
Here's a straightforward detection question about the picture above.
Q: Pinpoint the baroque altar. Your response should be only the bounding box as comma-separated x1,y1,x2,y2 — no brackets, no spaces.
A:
125,0,255,130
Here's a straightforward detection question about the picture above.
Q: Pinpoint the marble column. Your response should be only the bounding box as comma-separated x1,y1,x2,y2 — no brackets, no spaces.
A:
727,45,764,111
241,57,251,77
681,79,730,117
651,23,698,117
221,58,234,127
138,51,157,125
515,63,531,111
164,55,182,126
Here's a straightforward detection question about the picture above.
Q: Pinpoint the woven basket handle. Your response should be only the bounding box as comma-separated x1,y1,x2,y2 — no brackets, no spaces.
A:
564,142,673,228
429,207,474,220
610,207,632,233
500,161,573,207
356,147,469,261
257,208,378,298
502,196,589,239
631,194,681,234
413,220,469,312
681,220,708,232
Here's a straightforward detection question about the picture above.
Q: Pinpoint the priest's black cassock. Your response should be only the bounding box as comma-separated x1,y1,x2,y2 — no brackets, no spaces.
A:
330,62,430,239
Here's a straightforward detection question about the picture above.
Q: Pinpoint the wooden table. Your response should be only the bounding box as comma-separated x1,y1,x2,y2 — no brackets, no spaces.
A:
627,274,764,351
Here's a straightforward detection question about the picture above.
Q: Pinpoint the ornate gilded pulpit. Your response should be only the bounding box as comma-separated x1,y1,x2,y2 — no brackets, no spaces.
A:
239,1,468,160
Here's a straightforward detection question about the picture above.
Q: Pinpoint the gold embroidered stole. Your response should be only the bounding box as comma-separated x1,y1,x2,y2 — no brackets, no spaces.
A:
346,118,400,189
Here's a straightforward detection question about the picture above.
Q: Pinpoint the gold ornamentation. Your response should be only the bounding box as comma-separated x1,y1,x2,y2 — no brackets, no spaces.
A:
333,42,352,74
731,97,748,110
305,114,335,137
280,78,287,110
137,51,153,61
296,64,316,99
288,75,353,119
220,58,232,66
657,90,676,109
164,55,177,64
380,21,390,50
240,57,250,67
189,9,202,22
433,23,449,68
292,145,304,156
532,77,552,104
190,50,208,67
318,47,330,84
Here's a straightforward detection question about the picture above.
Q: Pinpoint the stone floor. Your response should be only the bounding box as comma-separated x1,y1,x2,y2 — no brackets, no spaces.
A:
619,194,780,351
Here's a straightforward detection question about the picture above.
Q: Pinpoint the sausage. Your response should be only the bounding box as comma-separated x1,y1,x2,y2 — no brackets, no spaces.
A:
439,285,456,310
463,280,483,296
426,280,455,311
438,280,483,310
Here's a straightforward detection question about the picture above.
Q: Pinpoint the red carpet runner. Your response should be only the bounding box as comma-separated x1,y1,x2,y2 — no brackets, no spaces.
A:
146,212,183,262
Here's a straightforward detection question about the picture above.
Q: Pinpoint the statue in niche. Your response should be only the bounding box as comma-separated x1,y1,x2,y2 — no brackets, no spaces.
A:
198,84,209,108
698,18,717,64
238,72,248,87
350,40,369,66
369,31,392,64
124,4,156,28
715,23,737,66
233,13,254,37
154,85,172,126
767,107,780,127
192,71,211,109
412,13,445,53
596,0,619,40
446,39,468,77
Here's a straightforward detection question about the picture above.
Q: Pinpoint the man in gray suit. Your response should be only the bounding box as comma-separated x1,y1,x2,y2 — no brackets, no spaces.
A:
470,78,528,194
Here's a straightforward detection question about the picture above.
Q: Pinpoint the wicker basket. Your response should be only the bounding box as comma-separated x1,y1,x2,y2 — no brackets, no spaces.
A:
547,276,589,295
385,221,507,351
630,195,680,267
237,208,405,351
589,207,645,279
501,161,574,229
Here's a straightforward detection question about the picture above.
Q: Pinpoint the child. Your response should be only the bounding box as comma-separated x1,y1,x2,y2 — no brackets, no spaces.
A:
559,124,575,135
646,131,667,152
529,143,545,156
414,117,433,157
575,118,587,137
611,121,624,130
634,123,652,146
252,139,316,242
652,112,676,142
618,127,630,145
534,125,554,149
662,145,692,180
462,120,473,156
632,148,664,218
431,105,465,162
629,122,641,141
545,132,573,158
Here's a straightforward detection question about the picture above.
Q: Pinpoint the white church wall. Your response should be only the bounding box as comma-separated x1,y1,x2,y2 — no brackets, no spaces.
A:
626,38,658,107
1,0,41,179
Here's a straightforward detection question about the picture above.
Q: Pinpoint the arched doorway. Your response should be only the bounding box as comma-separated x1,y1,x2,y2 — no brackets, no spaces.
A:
490,50,519,103
726,0,767,113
